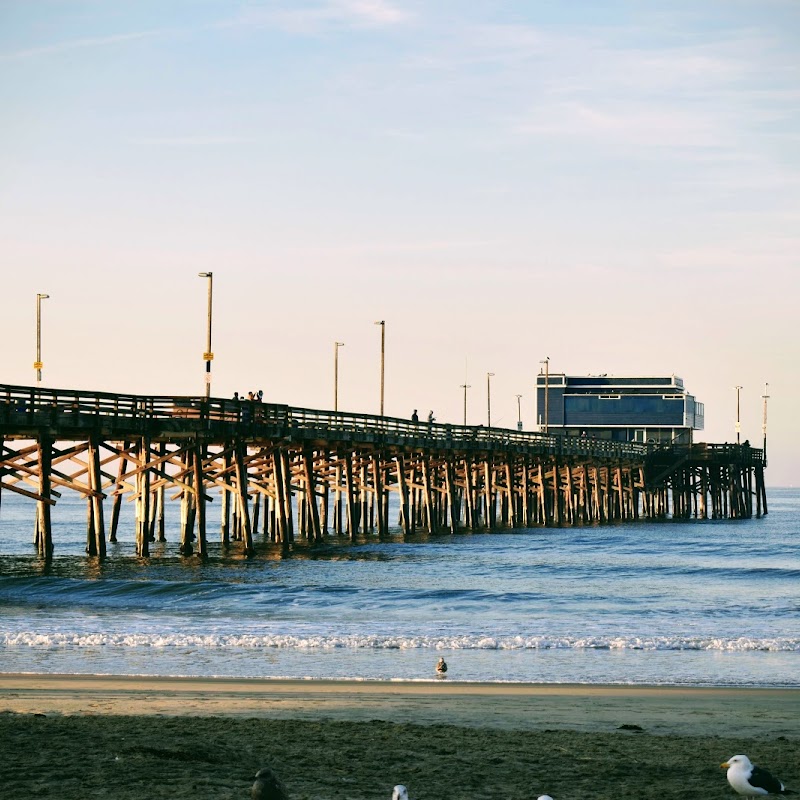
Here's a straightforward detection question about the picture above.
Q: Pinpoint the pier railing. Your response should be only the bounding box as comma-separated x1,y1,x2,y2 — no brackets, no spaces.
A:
0,383,764,466
1,382,649,460
647,441,765,468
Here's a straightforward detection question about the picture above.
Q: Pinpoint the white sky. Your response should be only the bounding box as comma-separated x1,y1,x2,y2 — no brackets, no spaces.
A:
1,1,798,485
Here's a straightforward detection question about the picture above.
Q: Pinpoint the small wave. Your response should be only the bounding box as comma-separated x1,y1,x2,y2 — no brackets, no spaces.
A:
0,576,292,611
2,631,799,652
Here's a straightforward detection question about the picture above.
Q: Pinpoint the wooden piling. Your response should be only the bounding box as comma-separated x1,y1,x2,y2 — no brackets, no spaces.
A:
36,434,53,558
193,443,207,557
87,434,106,558
136,438,151,557
234,442,254,556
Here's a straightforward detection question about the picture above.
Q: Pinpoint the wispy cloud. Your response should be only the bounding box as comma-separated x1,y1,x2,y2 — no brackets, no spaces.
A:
0,29,166,61
513,100,725,149
339,0,408,25
277,237,503,256
128,136,257,147
399,18,795,158
219,0,410,34
656,238,800,273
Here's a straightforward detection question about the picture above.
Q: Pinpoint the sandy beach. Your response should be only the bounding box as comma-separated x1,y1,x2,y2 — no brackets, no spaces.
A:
1,675,798,800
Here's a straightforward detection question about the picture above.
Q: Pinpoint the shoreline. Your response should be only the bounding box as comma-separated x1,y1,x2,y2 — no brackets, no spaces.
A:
2,673,798,739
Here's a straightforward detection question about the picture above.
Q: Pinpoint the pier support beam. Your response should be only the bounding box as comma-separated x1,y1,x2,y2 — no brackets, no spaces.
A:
87,434,106,558
135,438,151,558
193,443,207,557
302,447,322,542
234,441,254,556
36,434,53,559
396,455,410,536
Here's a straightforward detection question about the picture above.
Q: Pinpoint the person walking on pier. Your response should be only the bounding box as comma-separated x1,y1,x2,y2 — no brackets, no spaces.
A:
411,409,419,423
427,410,435,424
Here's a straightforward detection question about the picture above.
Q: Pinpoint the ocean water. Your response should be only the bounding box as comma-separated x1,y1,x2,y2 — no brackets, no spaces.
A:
0,487,798,686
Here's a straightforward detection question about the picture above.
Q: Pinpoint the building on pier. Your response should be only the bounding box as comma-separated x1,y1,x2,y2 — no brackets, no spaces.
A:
535,373,704,444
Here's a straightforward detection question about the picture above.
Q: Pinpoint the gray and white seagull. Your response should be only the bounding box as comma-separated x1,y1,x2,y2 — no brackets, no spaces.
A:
251,766,289,800
721,755,796,798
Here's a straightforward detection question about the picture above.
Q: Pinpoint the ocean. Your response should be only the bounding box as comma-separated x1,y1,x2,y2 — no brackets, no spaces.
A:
0,487,798,687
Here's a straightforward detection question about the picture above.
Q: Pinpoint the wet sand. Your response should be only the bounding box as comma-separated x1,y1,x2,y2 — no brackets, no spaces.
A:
1,674,798,799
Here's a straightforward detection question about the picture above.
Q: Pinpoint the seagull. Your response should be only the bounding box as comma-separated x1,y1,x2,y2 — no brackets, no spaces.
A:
436,657,448,675
392,786,409,800
721,755,796,798
251,766,289,800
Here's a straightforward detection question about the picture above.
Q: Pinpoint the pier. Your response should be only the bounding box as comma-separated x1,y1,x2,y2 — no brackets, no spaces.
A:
0,383,767,559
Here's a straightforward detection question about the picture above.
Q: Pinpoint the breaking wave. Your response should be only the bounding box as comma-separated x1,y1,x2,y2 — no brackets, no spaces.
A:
3,631,799,652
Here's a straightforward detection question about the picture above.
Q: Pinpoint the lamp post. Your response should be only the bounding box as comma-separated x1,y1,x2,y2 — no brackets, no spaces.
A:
487,373,495,428
375,320,385,416
34,293,49,384
539,357,550,433
198,272,213,398
460,383,470,426
734,385,742,444
761,383,769,458
515,394,523,431
334,342,344,412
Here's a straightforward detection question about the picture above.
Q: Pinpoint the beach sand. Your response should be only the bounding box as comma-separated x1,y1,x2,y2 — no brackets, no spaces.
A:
1,674,798,799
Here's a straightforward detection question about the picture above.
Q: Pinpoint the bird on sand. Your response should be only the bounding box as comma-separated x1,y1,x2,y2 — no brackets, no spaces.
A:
436,657,448,675
392,785,409,800
537,796,554,800
251,766,289,800
721,755,796,798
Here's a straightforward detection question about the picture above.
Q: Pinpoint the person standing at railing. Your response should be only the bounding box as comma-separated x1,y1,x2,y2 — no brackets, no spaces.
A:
411,409,419,423
427,410,435,424
242,392,253,424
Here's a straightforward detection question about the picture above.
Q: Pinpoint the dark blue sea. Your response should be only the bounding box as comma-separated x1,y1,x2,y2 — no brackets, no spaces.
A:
1,488,798,686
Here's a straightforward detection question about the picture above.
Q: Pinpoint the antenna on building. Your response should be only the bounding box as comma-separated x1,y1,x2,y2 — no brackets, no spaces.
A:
734,385,743,444
539,357,550,433
762,383,769,461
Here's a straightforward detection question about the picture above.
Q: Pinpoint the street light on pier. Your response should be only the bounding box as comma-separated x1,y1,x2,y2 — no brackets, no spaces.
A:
34,293,49,384
734,385,743,444
334,342,345,412
487,373,495,428
375,320,385,416
460,383,470,426
539,357,550,433
515,394,523,431
762,383,769,459
198,272,214,399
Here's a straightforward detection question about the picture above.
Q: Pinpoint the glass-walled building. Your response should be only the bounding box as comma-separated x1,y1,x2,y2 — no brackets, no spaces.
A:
535,374,704,444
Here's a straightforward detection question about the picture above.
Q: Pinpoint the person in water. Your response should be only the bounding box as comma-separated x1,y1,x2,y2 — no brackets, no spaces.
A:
436,657,447,675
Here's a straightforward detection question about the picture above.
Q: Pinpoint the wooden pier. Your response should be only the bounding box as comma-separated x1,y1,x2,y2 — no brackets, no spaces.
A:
0,383,767,559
